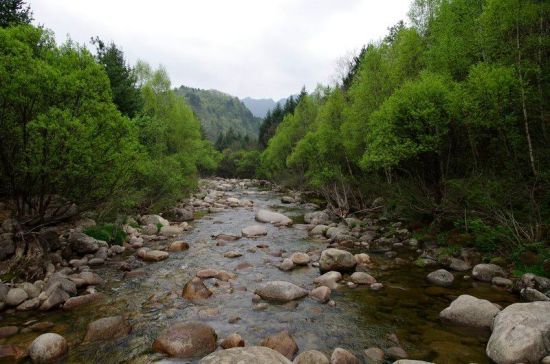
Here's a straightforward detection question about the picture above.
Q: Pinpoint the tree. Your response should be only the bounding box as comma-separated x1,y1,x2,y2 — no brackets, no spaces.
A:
0,0,32,28
92,37,142,118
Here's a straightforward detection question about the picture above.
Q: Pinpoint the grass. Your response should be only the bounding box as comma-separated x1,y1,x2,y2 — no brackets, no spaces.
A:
84,224,127,246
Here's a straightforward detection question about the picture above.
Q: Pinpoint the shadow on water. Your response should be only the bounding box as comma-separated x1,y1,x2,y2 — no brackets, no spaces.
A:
0,187,518,363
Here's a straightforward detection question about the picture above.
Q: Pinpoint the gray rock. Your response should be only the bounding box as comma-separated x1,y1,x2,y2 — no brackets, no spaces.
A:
28,333,68,363
314,271,342,289
520,287,549,302
439,294,500,329
200,346,291,364
350,272,376,285
83,316,131,342
331,348,360,364
159,225,184,237
472,263,506,282
255,281,308,302
140,214,169,226
5,288,28,306
309,225,328,236
304,211,330,225
448,258,470,272
486,301,550,364
426,269,454,287
40,288,70,311
68,231,102,254
309,286,331,303
260,331,298,360
279,258,295,271
0,282,8,301
290,252,310,265
364,347,384,364
319,248,356,272
255,209,293,226
153,322,217,358
242,225,268,237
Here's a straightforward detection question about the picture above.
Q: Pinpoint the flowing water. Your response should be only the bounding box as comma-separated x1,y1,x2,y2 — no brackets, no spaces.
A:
0,183,518,363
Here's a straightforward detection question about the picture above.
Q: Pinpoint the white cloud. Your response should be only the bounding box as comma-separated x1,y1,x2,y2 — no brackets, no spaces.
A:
29,0,410,99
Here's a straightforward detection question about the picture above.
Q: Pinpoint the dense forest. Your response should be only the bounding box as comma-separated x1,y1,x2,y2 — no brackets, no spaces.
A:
175,86,262,142
252,0,549,274
0,4,221,225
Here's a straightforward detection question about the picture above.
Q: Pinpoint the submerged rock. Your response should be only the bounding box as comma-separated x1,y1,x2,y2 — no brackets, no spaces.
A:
182,277,212,300
486,301,550,364
83,316,131,342
439,294,500,329
153,322,217,358
260,331,298,360
199,346,291,364
426,269,454,287
255,281,308,302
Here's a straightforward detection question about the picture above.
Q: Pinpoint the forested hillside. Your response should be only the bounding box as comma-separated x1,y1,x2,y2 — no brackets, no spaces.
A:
176,86,262,142
258,0,549,271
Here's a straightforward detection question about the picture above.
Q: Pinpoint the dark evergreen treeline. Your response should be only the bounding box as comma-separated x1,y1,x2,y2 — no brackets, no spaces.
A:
257,0,549,272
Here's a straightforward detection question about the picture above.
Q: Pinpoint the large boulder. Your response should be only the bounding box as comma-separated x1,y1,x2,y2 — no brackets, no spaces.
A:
166,207,194,222
242,225,268,237
199,346,291,364
426,269,454,287
28,333,68,363
255,210,292,226
153,322,217,358
255,281,308,302
68,231,103,255
319,249,356,272
5,288,28,306
486,301,550,364
439,294,500,329
83,316,131,342
472,264,506,282
293,350,329,364
260,331,298,360
140,214,169,227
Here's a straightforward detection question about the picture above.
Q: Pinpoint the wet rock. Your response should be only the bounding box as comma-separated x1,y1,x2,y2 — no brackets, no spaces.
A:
216,271,236,281
520,287,550,302
309,286,331,303
255,209,293,226
17,297,40,311
28,333,68,363
224,251,243,258
492,277,513,289
387,347,408,360
448,258,470,272
354,253,371,266
123,269,146,279
20,282,41,298
153,322,217,358
78,271,104,286
167,207,194,222
293,350,329,364
487,301,550,364
319,248,356,273
0,326,18,339
291,252,310,265
159,225,184,237
168,240,189,251
88,258,104,266
281,196,295,204
363,347,384,364
46,276,77,295
182,277,212,300
439,294,500,329
199,346,292,364
255,281,308,302
140,214,169,227
314,271,342,289
196,269,219,279
350,272,376,285
517,273,550,293
472,263,506,282
40,287,70,311
138,249,169,262
6,288,28,306
260,331,298,360
426,269,454,287
310,225,328,236
63,293,104,310
83,316,131,342
69,231,105,255
220,333,245,349
28,322,54,332
304,211,330,225
279,258,295,271
331,348,360,364
0,344,25,361
242,225,268,237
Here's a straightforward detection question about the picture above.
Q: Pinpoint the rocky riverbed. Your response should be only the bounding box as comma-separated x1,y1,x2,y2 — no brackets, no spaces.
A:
0,178,549,363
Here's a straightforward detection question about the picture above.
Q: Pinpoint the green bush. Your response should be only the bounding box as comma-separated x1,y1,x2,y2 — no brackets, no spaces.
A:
84,224,127,246
465,218,507,254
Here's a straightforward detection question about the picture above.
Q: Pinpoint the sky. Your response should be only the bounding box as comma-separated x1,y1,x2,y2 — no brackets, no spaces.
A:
29,0,411,100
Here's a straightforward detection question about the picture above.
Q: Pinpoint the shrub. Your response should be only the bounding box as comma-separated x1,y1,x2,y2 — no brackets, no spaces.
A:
84,224,127,246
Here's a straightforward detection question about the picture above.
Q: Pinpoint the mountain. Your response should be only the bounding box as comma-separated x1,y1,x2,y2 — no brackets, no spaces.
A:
175,86,262,142
241,97,288,118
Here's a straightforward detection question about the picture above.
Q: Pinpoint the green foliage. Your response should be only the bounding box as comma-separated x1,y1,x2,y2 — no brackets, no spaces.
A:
176,86,261,142
258,94,300,148
0,0,32,27
217,149,261,179
84,224,127,246
463,218,507,253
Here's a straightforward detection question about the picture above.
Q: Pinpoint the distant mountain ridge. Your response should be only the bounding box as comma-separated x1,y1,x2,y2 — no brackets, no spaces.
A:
241,97,288,118
175,86,262,142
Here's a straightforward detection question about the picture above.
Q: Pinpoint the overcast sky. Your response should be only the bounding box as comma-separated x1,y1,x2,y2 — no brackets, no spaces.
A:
29,0,411,100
